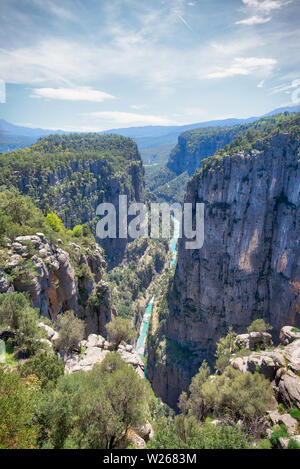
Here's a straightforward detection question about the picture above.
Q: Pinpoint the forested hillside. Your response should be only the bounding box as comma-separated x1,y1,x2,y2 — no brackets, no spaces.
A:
0,133,145,266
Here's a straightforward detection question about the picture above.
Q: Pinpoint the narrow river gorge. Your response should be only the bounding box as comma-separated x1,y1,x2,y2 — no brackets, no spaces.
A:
136,216,180,357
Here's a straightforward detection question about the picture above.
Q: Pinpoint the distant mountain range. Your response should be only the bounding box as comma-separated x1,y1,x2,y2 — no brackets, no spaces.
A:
1,104,300,162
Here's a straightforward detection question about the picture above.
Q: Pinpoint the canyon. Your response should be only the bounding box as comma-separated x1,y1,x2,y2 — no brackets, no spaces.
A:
1,112,300,416
147,116,300,409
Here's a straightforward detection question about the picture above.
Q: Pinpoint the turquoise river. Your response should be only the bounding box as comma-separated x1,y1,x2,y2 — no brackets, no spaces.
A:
136,217,180,356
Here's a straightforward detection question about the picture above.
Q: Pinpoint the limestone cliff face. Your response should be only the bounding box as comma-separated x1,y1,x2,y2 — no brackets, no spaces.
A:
167,127,241,176
148,132,300,408
0,234,115,335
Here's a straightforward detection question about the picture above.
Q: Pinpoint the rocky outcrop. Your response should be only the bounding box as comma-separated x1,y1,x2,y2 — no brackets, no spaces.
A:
148,130,300,409
64,333,145,377
234,331,273,350
1,233,114,335
230,327,300,409
280,326,300,345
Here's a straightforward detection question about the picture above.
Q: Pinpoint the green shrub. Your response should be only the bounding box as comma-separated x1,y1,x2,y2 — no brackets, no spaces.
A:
36,352,151,449
0,292,45,354
46,212,64,232
278,403,285,414
20,351,64,389
247,319,272,333
178,360,210,421
200,367,274,434
54,311,85,353
106,317,135,350
288,408,300,422
0,367,39,448
270,424,289,447
147,415,248,449
71,225,83,237
287,438,300,449
255,438,272,449
215,328,236,373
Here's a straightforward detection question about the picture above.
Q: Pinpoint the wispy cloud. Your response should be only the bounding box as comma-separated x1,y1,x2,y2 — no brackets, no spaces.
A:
236,15,271,24
206,57,277,79
270,78,300,93
31,0,78,22
80,111,177,126
30,86,115,102
236,0,293,25
242,0,292,13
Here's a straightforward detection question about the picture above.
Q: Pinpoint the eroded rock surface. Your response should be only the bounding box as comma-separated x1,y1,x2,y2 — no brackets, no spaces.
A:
148,132,300,408
2,234,114,335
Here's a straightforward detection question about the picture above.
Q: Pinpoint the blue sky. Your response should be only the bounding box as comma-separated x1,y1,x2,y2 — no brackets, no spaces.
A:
0,0,300,131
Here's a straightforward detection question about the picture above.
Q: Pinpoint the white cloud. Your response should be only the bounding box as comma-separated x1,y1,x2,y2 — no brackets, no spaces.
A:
236,15,271,24
270,78,300,94
242,0,292,13
257,79,265,87
269,78,300,104
236,0,293,25
80,111,177,127
211,36,263,55
206,57,277,79
30,86,115,102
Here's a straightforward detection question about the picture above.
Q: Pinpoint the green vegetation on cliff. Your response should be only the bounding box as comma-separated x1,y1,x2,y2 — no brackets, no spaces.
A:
201,111,300,172
167,111,300,179
0,133,144,230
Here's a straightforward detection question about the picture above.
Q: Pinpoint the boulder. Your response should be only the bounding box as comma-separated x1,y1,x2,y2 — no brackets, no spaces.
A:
280,326,300,346
0,270,14,293
268,410,281,426
235,334,250,350
136,421,154,441
235,332,272,351
272,351,286,369
249,332,272,350
246,353,276,379
64,348,108,374
279,413,298,436
278,370,300,409
38,322,59,341
278,437,290,449
36,232,46,242
230,356,247,373
278,435,300,449
284,339,300,374
86,334,99,348
127,429,146,449
119,351,144,369
210,419,223,426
